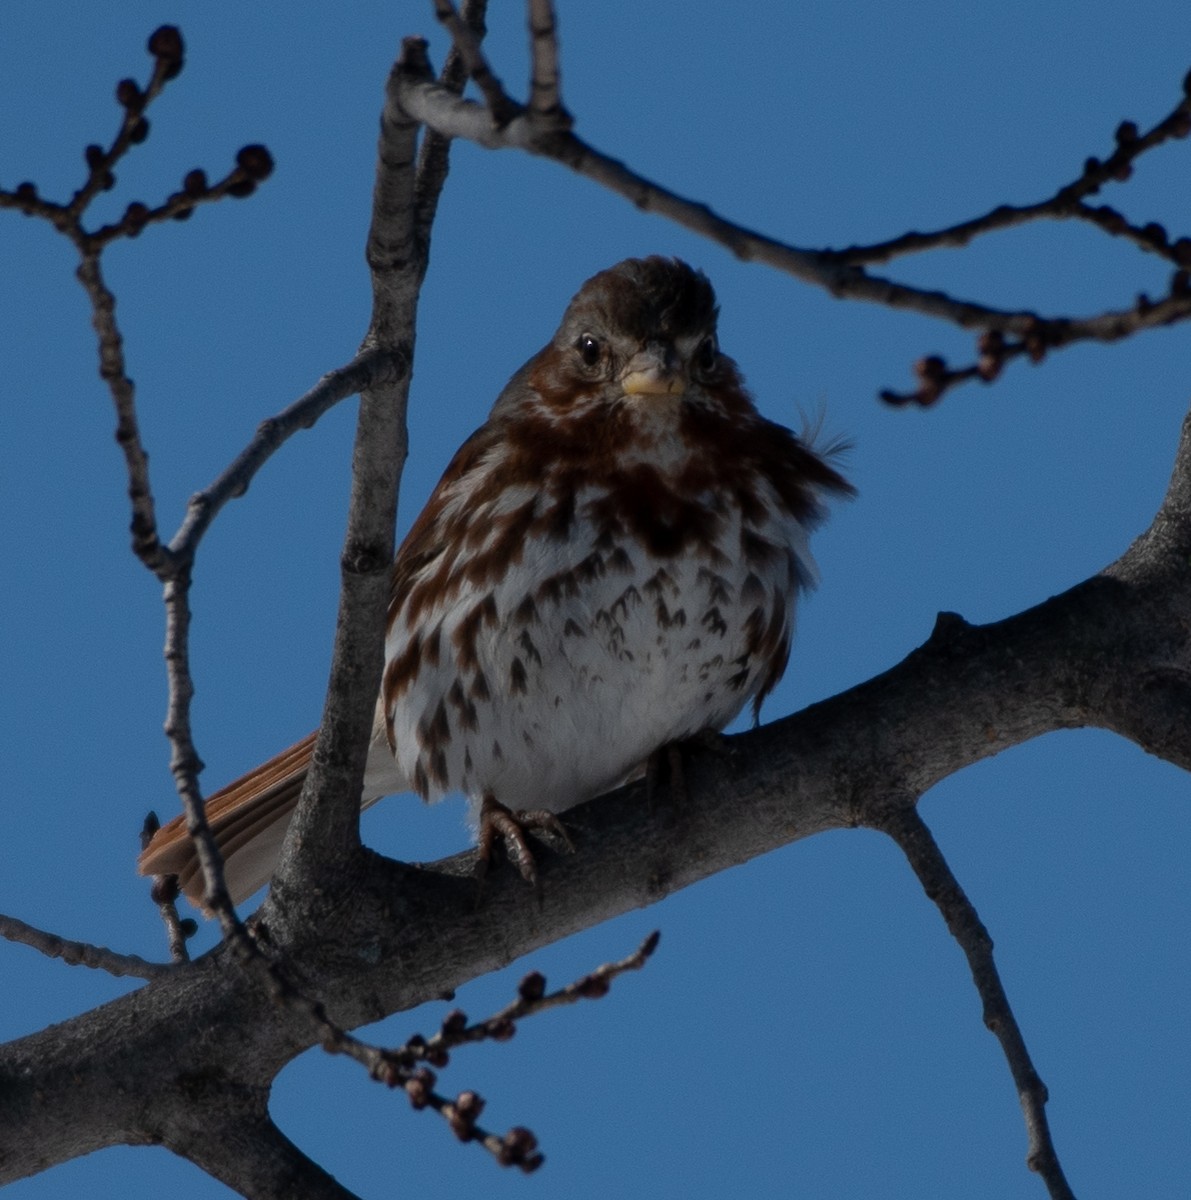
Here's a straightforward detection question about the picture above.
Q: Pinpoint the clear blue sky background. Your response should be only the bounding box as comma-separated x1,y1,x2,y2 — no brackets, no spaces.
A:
2,4,1189,1198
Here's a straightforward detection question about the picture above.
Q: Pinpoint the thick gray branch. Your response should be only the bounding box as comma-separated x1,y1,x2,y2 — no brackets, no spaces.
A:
180,1109,363,1200
277,48,423,888
2,407,1187,1186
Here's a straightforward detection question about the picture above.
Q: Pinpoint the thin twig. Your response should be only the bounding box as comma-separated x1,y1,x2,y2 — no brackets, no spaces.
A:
140,813,195,961
412,0,490,259
0,911,170,980
526,0,569,128
394,74,1191,336
401,16,1191,403
75,250,167,572
874,803,1075,1200
1,26,280,940
67,28,183,218
431,0,521,126
170,348,392,559
819,87,1191,268
879,273,1191,406
88,151,275,249
161,571,250,942
410,929,662,1058
316,932,660,1171
1071,202,1191,263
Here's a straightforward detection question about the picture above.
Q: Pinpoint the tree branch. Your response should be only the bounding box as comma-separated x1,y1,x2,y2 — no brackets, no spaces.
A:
170,348,395,560
5,14,1190,1197
396,75,1191,321
834,89,1191,270
526,0,569,128
0,912,170,980
872,805,1075,1200
173,1105,363,1200
140,814,195,963
396,13,1191,403
412,0,489,255
2,418,1188,1178
274,22,462,912
430,0,519,126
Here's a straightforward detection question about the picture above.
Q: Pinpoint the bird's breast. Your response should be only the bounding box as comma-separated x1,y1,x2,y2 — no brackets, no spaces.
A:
382,468,811,814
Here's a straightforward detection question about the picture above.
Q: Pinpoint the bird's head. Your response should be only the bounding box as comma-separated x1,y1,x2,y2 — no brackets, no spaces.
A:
524,257,750,421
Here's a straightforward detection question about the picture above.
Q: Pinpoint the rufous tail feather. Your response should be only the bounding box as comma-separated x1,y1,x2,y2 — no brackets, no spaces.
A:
139,732,316,910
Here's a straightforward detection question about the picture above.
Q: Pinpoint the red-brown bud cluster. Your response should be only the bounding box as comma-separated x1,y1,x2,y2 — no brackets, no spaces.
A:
498,1126,544,1172
976,330,1006,382
404,1066,436,1109
518,971,546,1002
123,201,149,236
575,975,610,999
1020,317,1048,363
1141,221,1169,249
150,875,179,905
440,1008,468,1036
447,1090,485,1141
915,355,947,387
222,147,274,198
1115,120,1139,145
235,144,274,181
115,78,143,111
484,1017,516,1042
148,26,185,80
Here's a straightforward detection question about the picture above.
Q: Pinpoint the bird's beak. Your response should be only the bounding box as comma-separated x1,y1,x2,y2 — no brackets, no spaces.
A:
620,345,686,396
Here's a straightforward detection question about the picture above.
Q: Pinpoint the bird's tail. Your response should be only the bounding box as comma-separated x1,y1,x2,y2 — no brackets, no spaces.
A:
139,732,319,910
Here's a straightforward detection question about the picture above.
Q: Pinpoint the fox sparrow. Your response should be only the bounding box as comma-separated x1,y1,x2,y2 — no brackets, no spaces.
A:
139,256,853,908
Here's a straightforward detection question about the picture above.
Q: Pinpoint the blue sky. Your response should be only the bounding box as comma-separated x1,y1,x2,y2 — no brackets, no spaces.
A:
2,3,1189,1198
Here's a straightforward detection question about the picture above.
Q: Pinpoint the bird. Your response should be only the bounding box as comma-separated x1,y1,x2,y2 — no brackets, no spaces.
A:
139,256,853,909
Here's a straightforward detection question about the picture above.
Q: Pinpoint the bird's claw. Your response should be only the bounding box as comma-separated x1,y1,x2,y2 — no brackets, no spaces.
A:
476,794,574,887
645,729,730,808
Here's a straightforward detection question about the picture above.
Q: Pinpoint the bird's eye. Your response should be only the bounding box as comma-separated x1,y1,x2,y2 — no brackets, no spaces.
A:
577,334,601,368
695,336,718,374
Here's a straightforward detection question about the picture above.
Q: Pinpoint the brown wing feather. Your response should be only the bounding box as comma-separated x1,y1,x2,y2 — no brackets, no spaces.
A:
387,419,504,618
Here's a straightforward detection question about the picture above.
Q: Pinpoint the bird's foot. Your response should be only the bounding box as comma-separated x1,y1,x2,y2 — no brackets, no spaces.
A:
644,729,731,808
476,793,575,887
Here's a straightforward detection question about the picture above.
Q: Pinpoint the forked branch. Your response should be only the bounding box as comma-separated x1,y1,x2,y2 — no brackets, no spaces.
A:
408,0,1191,405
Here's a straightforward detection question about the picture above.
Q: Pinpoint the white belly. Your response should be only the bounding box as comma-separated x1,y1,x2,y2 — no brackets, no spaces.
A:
384,484,812,815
